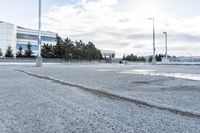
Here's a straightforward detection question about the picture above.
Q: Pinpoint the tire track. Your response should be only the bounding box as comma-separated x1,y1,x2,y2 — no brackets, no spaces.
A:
15,69,200,119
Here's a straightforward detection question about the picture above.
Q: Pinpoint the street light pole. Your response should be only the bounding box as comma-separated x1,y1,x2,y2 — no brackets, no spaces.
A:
148,17,156,64
163,32,168,60
38,0,41,57
36,0,42,67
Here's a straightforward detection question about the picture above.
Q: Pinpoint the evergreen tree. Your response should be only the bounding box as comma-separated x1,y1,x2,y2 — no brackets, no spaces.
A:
54,34,64,58
52,35,102,60
125,54,145,62
16,46,23,57
41,44,55,58
74,40,86,59
155,54,164,62
0,48,2,57
138,56,145,61
122,54,126,60
24,42,33,57
148,56,153,62
112,53,115,58
97,50,103,60
63,37,75,59
5,45,13,57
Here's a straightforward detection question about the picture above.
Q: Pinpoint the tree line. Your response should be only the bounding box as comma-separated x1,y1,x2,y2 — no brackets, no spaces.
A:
122,54,145,61
148,54,172,62
41,35,102,60
1,35,103,60
123,54,174,62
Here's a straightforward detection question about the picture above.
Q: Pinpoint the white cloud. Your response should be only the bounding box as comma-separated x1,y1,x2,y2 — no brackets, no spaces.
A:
43,0,200,57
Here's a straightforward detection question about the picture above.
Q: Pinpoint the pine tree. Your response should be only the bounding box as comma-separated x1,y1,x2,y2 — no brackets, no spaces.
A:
5,45,13,57
63,37,74,59
125,54,145,62
16,46,23,57
84,41,102,60
53,35,102,60
122,54,126,60
54,34,64,58
24,42,33,57
41,44,54,58
74,40,85,59
0,48,2,57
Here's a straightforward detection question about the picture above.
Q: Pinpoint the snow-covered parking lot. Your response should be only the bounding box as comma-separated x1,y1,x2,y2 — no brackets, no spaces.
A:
0,63,200,133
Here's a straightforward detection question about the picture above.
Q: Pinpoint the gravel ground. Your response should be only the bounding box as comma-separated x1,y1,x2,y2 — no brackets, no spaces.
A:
0,64,200,132
20,63,200,114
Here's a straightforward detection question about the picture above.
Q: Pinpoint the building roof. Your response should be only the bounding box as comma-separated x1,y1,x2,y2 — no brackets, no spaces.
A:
0,20,56,35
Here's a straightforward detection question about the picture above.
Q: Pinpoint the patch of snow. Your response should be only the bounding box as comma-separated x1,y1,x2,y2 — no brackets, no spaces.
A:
121,69,200,81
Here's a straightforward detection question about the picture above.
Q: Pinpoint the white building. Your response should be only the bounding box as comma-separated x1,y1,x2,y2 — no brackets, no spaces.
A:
0,21,57,57
172,56,200,62
101,50,115,59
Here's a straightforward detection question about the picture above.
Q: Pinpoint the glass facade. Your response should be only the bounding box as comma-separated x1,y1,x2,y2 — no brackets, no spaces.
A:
42,36,56,42
0,21,57,56
17,33,56,42
16,44,39,51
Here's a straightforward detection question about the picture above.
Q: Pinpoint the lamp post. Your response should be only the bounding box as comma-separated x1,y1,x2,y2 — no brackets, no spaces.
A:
36,0,42,67
163,32,168,60
148,17,156,64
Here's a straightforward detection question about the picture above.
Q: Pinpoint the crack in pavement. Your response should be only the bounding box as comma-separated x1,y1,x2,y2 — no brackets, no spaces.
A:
15,69,200,119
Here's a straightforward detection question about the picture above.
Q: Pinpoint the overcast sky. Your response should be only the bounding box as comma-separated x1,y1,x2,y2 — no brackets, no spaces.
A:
1,0,200,57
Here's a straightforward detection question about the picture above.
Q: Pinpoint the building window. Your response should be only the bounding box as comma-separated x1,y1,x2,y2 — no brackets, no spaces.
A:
16,44,39,51
41,36,56,42
17,33,38,40
17,33,56,42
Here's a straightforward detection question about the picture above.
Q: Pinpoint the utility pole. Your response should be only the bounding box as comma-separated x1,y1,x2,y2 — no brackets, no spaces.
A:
163,32,168,60
148,17,156,64
36,0,42,67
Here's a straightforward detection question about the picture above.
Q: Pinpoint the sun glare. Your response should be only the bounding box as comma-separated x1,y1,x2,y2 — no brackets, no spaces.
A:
134,0,161,18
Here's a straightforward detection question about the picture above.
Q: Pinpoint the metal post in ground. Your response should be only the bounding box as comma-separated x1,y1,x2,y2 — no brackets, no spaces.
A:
36,0,43,67
148,17,156,64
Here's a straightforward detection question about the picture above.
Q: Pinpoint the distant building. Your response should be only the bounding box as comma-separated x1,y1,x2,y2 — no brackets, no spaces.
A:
0,21,57,57
101,50,115,58
171,56,200,62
